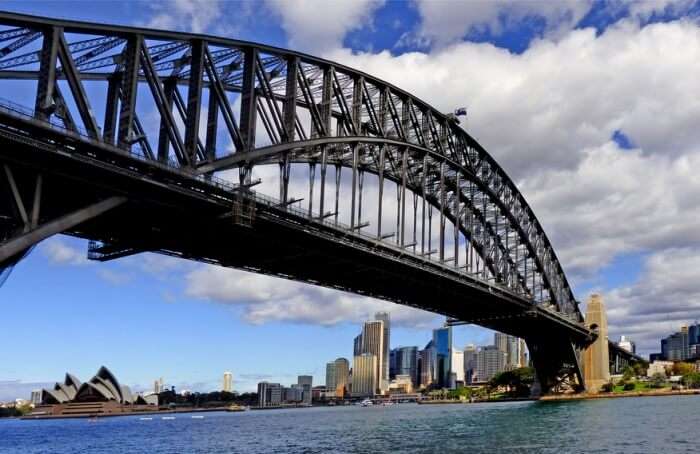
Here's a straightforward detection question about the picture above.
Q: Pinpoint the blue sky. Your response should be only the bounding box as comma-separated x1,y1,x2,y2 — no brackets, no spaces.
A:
2,0,700,400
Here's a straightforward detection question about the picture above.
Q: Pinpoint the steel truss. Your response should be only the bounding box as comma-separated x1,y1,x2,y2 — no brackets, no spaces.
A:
0,12,590,392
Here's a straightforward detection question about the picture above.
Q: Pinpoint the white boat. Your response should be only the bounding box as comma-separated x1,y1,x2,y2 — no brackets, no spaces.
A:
381,401,394,406
360,398,374,407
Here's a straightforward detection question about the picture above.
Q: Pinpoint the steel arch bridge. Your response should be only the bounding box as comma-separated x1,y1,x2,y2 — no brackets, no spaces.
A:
0,12,596,393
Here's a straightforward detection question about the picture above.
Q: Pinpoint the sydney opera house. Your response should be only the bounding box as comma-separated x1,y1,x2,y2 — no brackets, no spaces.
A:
27,366,158,418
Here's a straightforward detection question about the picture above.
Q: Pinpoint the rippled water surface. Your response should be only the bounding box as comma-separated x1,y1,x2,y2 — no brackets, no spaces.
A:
1,396,697,453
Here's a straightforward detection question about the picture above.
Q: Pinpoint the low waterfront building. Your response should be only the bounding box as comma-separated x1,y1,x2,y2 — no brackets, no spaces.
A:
388,375,413,394
257,382,282,407
647,361,673,377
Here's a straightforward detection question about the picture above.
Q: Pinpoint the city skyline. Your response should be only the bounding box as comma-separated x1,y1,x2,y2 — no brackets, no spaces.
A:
3,0,700,401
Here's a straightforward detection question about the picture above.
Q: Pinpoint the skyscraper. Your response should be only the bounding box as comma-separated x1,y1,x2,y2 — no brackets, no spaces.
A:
395,346,419,386
495,332,524,370
375,312,391,391
361,319,385,393
432,326,452,388
617,335,636,354
352,353,377,397
419,340,435,388
333,358,350,396
476,345,506,382
353,333,363,357
464,344,478,384
222,371,233,392
297,375,313,405
451,349,464,385
325,361,336,391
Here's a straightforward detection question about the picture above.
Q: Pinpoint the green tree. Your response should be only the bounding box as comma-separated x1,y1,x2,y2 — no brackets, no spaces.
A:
632,361,648,377
622,366,635,381
672,362,695,376
681,372,700,389
487,367,535,397
649,373,666,389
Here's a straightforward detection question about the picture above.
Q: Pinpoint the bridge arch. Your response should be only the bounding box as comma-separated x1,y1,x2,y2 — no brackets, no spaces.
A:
0,12,591,392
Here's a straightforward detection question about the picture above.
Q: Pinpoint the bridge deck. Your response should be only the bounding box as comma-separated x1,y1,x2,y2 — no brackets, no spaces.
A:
0,107,591,344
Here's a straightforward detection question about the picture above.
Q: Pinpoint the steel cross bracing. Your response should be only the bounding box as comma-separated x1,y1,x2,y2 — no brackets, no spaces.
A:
0,13,582,323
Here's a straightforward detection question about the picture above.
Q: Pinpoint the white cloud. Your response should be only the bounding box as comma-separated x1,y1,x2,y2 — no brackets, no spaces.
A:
406,0,594,48
42,239,88,266
264,0,385,54
145,0,225,34
605,248,700,353
185,264,439,328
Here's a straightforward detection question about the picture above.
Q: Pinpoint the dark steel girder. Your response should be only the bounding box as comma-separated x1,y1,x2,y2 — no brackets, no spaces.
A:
0,11,580,321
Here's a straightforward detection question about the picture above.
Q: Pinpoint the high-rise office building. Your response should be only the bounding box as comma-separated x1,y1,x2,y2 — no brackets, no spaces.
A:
476,345,506,382
519,338,528,367
395,346,419,386
326,358,349,397
333,358,350,396
451,349,464,385
353,333,363,357
464,344,478,384
419,340,435,388
297,375,313,404
352,353,377,397
361,320,386,393
495,332,524,370
389,349,398,379
325,361,336,391
432,326,452,388
257,382,282,407
662,329,689,361
223,371,233,392
154,377,164,394
375,312,391,390
617,336,636,354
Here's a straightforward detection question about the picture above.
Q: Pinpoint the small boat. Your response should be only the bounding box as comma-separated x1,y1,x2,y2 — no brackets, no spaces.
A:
191,415,204,419
139,417,153,421
162,416,176,420
226,404,247,412
381,401,394,406
360,398,374,407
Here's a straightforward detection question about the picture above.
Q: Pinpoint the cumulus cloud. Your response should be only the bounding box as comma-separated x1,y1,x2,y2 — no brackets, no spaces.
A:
42,239,88,266
405,0,594,48
264,0,385,54
185,264,439,328
145,0,226,34
521,142,700,280
605,248,700,353
326,20,700,180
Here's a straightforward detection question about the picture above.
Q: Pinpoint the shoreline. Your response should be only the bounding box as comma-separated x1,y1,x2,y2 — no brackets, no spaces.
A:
540,389,700,401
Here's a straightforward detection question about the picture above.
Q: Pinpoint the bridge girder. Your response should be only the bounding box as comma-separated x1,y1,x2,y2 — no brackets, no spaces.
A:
0,11,590,393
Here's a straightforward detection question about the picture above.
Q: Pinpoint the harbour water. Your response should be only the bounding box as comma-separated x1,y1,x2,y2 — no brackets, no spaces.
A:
0,395,697,453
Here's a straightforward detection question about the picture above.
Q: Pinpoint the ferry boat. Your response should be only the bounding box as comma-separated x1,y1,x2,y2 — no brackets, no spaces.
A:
226,404,247,412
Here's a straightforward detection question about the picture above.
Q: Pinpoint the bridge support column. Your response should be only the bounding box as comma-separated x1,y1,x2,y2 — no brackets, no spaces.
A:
583,293,610,393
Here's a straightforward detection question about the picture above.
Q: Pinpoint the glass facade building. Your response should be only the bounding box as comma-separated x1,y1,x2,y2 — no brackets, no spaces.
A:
432,327,452,388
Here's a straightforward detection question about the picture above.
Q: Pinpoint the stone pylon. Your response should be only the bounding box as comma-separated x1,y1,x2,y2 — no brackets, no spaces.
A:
583,294,610,392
